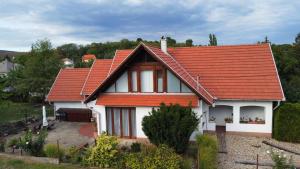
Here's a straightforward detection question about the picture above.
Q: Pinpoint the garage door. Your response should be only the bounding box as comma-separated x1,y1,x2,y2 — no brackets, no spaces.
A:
57,108,92,122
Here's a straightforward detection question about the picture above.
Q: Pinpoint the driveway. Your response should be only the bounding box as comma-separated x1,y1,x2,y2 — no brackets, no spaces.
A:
46,122,95,148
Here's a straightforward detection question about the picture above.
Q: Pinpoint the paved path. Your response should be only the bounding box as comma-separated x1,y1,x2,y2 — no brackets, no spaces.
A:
46,122,94,148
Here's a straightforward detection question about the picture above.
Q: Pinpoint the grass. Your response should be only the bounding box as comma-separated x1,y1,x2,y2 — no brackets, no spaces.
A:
0,156,81,169
0,101,53,124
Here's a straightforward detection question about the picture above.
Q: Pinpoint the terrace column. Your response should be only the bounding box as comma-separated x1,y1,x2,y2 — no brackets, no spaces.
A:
233,105,240,124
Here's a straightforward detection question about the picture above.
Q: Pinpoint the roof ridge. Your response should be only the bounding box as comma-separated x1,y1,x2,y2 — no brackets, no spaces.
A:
168,43,269,49
80,60,97,95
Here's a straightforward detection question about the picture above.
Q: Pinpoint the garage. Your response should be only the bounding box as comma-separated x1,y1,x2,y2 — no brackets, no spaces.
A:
56,108,92,122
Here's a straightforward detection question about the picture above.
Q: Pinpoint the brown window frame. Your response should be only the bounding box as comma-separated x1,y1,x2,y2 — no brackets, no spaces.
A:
106,107,136,139
128,63,167,93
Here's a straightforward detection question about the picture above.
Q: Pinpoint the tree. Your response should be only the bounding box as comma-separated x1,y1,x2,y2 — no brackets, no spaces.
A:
22,39,61,102
295,33,300,45
209,34,217,46
136,38,143,42
185,39,193,47
142,103,199,153
166,37,177,47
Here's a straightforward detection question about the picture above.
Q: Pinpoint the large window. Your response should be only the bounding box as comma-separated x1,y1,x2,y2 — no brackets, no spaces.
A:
156,70,163,93
116,71,128,92
167,70,181,92
131,71,138,92
106,107,136,138
140,70,154,92
106,63,193,93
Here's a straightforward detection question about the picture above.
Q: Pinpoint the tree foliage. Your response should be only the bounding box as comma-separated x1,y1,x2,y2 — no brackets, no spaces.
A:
274,103,300,142
185,39,193,47
142,103,199,153
209,34,217,46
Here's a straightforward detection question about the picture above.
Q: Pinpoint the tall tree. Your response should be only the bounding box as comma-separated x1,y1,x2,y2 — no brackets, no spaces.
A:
185,39,193,47
209,34,217,46
23,39,61,102
295,33,300,45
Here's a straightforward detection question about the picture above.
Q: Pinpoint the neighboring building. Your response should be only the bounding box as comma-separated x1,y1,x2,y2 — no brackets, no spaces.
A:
47,37,285,140
82,54,96,62
0,58,15,76
62,58,74,68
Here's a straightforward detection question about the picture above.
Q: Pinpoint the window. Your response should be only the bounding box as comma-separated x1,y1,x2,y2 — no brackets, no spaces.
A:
181,82,192,93
157,70,163,92
106,107,136,138
131,71,138,92
167,70,180,92
140,70,153,92
116,71,128,92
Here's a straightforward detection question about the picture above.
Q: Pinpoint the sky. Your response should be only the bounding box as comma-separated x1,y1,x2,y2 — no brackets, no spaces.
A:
0,0,299,51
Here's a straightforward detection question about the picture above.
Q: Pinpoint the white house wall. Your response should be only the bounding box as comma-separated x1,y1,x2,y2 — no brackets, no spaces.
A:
53,102,87,111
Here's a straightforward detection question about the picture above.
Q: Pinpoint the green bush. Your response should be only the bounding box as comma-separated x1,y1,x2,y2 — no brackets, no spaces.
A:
44,144,64,159
130,142,141,152
124,144,182,169
7,138,18,148
196,134,218,169
18,129,47,156
83,133,119,168
142,103,199,153
66,146,83,164
274,103,300,143
0,139,5,152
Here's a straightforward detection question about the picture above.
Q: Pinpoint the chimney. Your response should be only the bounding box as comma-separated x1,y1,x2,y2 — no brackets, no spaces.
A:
160,36,167,53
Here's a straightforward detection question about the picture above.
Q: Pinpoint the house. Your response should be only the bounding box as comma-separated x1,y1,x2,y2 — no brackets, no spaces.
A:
47,37,285,140
62,58,74,68
0,57,15,76
82,54,96,62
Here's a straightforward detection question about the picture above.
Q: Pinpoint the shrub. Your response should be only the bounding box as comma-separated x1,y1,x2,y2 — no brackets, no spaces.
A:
142,103,199,153
130,142,141,152
124,144,182,169
274,103,300,143
18,129,47,156
83,133,119,168
66,146,83,164
0,139,5,152
267,149,295,169
196,134,218,169
7,138,18,148
44,144,64,159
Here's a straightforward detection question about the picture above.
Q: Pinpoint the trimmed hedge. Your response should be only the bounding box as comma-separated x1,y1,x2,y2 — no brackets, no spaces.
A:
142,103,199,153
124,144,182,169
273,103,300,143
196,135,218,169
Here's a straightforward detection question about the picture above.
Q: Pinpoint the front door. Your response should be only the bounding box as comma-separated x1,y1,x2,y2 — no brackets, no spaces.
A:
106,107,136,138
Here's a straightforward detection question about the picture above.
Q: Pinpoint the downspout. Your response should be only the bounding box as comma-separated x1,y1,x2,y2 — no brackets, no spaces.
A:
273,101,281,110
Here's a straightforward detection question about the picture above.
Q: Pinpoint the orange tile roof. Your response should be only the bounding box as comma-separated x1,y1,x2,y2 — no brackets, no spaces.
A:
168,44,284,100
81,59,113,95
82,54,96,62
144,44,214,103
108,49,133,74
47,68,90,102
49,43,284,104
96,94,199,107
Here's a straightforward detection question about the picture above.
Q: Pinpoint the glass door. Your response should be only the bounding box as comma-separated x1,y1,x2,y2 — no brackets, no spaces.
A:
106,107,136,138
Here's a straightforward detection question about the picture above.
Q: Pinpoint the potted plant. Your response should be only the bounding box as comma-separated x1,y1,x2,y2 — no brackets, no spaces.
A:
224,117,233,123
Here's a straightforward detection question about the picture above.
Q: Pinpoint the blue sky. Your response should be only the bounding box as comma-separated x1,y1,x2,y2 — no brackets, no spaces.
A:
0,0,299,51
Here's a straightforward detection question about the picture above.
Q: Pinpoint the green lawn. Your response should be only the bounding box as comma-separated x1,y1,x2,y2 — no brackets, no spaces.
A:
0,101,53,124
0,156,81,169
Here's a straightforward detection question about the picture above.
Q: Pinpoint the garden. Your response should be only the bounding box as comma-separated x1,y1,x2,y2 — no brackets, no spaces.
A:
0,103,219,169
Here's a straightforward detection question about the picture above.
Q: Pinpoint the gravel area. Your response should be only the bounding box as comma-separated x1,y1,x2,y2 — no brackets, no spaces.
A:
217,134,300,169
